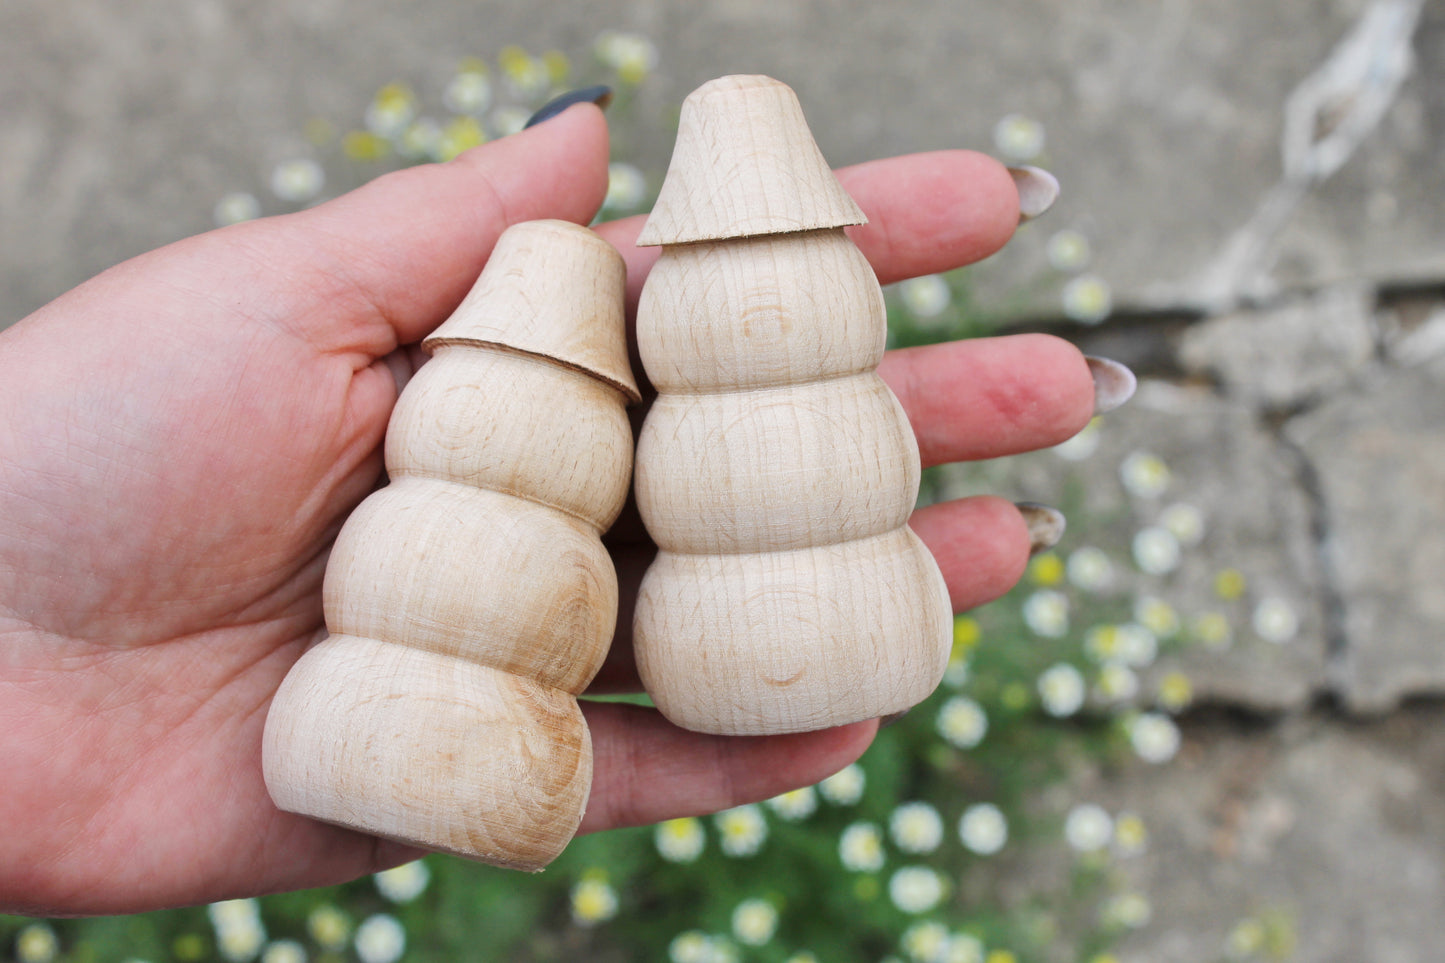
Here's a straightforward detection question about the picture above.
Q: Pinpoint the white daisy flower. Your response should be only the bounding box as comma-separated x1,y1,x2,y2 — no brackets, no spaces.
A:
306,906,350,951
1094,662,1140,704
269,159,325,203
1253,596,1299,643
715,804,768,856
260,941,307,963
364,85,416,138
899,275,952,319
1120,451,1171,499
1046,229,1091,272
1022,589,1069,637
1067,546,1115,592
731,899,778,946
353,915,406,963
993,113,1046,161
838,821,886,872
1132,526,1182,575
593,31,660,82
373,859,430,904
570,877,619,925
1113,811,1149,856
1053,418,1101,460
1129,712,1182,764
1133,596,1180,638
489,105,531,137
443,70,493,115
668,931,711,963
209,899,266,963
958,803,1008,855
604,162,649,211
1063,803,1114,853
1102,892,1153,929
655,817,706,863
943,933,986,963
15,924,59,963
888,866,945,914
936,696,988,748
213,191,261,227
1157,671,1194,713
901,922,950,963
1160,502,1206,546
1038,663,1086,718
766,786,818,821
1061,275,1112,324
889,802,945,854
819,763,866,805
1115,622,1159,668
1193,611,1234,650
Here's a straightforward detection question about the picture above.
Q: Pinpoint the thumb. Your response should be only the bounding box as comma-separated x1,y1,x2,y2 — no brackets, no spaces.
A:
196,103,612,358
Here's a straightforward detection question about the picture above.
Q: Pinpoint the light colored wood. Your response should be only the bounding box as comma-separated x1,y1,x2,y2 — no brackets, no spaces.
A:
637,231,885,393
636,75,867,246
635,372,919,555
632,76,953,736
264,219,633,871
263,636,591,868
634,529,952,735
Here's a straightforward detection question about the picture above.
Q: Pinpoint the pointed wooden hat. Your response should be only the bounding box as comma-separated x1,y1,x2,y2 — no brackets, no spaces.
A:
425,219,639,401
637,75,866,246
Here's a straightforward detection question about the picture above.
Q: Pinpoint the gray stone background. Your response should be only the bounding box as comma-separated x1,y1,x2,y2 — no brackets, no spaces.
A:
5,0,1445,959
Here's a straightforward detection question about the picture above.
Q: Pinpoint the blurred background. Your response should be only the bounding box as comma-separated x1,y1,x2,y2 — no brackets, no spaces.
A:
4,1,1445,961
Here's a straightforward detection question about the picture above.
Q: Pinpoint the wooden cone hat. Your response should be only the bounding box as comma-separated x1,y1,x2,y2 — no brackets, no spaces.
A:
636,75,866,246
425,219,640,401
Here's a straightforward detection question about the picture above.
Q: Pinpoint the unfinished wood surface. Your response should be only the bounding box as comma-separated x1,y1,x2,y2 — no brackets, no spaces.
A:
263,219,633,871
632,76,953,736
636,75,866,246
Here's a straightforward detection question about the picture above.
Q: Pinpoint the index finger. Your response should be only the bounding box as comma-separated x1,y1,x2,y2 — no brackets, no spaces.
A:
593,150,1020,311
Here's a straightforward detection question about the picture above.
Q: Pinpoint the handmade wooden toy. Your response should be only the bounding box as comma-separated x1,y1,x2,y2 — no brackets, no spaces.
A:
632,75,953,736
263,219,638,871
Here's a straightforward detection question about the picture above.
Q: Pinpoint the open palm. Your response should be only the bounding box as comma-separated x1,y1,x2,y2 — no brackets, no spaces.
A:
0,105,1095,916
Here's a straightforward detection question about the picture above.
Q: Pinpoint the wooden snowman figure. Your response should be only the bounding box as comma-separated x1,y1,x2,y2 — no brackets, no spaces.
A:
263,220,638,871
633,75,954,736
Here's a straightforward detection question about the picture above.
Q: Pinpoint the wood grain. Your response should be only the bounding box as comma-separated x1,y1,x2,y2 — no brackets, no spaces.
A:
632,77,953,736
263,220,633,870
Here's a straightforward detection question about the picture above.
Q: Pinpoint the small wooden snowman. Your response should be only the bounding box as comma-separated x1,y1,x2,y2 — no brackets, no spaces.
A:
263,220,638,871
632,75,953,736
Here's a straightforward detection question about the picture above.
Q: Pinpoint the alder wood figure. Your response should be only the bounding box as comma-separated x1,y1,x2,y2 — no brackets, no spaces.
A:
263,220,638,871
633,75,953,736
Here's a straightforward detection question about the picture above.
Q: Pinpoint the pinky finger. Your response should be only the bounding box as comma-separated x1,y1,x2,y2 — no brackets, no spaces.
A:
909,495,1032,612
578,703,877,833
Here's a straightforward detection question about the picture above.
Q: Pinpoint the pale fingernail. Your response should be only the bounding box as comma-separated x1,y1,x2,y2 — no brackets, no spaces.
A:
1087,356,1137,414
524,85,614,128
1008,165,1060,223
1017,502,1066,555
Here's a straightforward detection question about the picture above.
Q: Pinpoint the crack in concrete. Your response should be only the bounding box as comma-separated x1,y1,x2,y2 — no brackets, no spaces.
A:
1269,419,1352,700
1182,0,1424,314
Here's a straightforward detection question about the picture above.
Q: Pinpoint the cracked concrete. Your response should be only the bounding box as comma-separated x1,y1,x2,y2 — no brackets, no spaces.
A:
4,0,1445,959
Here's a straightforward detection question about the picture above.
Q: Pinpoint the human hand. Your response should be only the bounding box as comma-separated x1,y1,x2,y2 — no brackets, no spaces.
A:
0,102,1102,916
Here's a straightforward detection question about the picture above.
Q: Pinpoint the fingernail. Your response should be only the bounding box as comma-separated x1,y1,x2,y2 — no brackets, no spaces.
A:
879,709,910,728
1087,356,1137,414
1008,165,1060,223
524,85,614,128
1017,502,1066,555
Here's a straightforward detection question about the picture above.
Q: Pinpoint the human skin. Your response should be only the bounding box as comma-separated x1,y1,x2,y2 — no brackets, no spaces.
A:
0,103,1095,916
